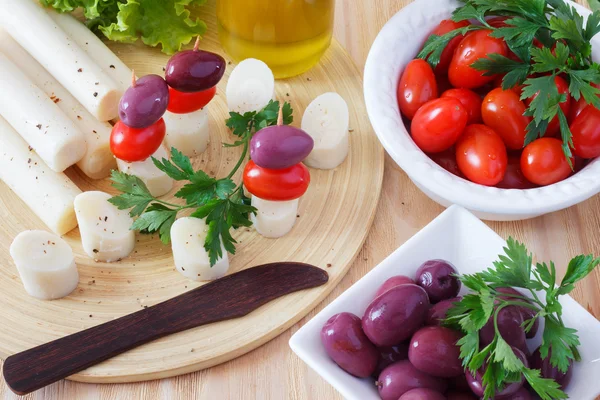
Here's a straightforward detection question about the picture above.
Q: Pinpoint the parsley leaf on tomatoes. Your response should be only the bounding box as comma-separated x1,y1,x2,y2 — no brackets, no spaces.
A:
418,26,482,68
471,54,530,88
422,0,600,159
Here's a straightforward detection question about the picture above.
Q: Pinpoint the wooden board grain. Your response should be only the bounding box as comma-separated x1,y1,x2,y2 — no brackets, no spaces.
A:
0,1,384,384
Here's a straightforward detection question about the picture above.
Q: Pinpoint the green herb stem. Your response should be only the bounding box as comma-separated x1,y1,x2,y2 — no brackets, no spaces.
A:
226,138,249,180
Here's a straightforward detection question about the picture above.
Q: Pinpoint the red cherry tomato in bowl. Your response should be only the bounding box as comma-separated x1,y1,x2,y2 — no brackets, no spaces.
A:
411,97,468,153
449,30,508,89
521,138,573,186
430,19,470,74
525,76,570,137
397,59,438,120
496,155,537,189
167,86,217,114
570,104,600,159
455,124,508,186
243,160,310,201
441,88,482,124
429,147,464,178
482,88,530,150
110,118,166,162
568,82,600,123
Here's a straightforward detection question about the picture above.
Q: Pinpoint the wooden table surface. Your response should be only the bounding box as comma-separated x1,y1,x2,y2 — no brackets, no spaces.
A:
1,0,598,399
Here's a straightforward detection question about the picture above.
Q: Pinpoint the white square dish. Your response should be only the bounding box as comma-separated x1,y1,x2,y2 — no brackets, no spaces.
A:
289,206,600,400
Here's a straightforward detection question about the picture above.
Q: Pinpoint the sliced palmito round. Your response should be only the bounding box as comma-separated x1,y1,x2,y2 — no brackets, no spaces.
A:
226,58,275,114
170,217,229,281
10,230,79,300
74,191,135,262
163,108,210,157
301,92,350,169
117,145,173,197
250,196,299,238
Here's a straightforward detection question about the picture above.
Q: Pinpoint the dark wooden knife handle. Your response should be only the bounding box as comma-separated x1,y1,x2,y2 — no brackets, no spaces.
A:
2,262,328,395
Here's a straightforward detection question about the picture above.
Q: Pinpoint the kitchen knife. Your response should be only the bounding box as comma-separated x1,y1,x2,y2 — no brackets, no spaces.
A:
3,262,328,395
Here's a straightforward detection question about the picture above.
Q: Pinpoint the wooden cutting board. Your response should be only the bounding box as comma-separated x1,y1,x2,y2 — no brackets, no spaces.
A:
0,2,384,383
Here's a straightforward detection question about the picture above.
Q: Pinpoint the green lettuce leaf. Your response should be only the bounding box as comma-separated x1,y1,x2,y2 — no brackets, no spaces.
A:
40,0,207,55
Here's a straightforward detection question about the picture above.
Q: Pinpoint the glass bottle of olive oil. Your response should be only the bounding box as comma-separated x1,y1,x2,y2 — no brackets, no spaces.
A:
217,0,335,79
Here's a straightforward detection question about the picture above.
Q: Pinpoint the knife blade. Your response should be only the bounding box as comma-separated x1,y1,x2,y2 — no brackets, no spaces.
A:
3,262,328,395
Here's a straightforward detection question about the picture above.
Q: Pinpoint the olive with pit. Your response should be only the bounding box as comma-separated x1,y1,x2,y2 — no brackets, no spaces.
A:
250,125,314,169
425,296,461,326
320,312,378,377
377,360,447,400
416,259,461,303
408,326,463,377
466,346,528,397
530,346,573,390
398,388,446,400
374,275,415,298
362,284,430,346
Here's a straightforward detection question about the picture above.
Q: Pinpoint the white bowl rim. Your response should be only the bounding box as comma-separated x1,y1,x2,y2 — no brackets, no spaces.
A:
363,0,600,217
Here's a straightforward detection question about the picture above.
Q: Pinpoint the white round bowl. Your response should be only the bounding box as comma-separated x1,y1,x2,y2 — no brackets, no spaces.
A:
364,0,600,221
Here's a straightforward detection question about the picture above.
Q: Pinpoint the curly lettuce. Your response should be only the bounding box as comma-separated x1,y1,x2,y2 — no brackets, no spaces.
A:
39,0,207,54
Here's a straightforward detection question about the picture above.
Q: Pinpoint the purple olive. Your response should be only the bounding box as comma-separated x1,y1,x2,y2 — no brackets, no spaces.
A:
409,326,463,377
320,312,378,377
119,74,169,128
362,284,430,346
426,296,462,326
373,343,409,377
376,360,447,400
250,125,314,169
499,387,533,400
497,287,539,338
466,347,528,397
399,388,446,400
448,374,471,392
529,347,573,390
416,259,461,303
446,391,478,400
375,275,415,298
480,305,527,353
165,49,225,92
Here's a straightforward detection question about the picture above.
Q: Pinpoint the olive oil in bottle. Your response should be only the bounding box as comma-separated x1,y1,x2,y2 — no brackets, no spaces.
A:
217,0,335,79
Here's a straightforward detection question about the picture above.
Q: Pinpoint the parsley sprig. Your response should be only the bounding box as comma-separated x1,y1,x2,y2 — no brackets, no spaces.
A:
419,0,600,162
108,100,293,265
445,237,600,400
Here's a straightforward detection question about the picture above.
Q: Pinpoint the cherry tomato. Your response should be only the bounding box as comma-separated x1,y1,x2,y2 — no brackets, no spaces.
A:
521,138,573,186
574,156,589,172
525,76,570,137
493,74,524,97
429,147,464,178
455,124,507,186
436,74,453,94
484,17,523,61
167,86,217,114
397,59,438,120
482,88,531,150
430,19,470,74
411,98,468,153
448,30,508,89
570,104,600,159
496,155,537,189
486,17,509,28
110,118,166,162
243,160,310,201
569,82,600,123
441,88,482,124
